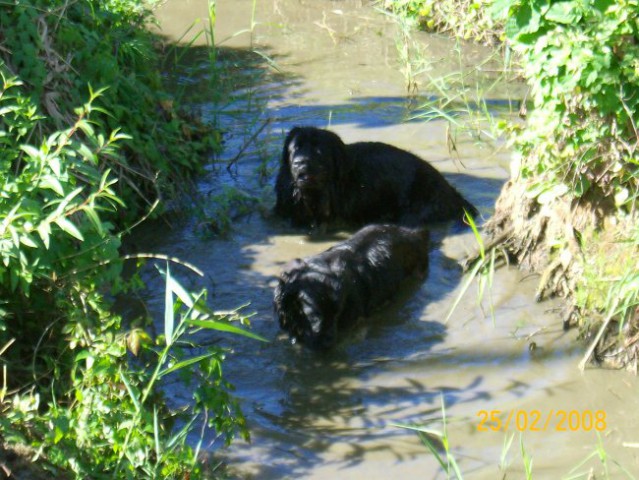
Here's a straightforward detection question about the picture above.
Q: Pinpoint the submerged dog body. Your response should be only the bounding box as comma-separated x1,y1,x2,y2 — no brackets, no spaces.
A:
273,224,430,349
275,126,478,229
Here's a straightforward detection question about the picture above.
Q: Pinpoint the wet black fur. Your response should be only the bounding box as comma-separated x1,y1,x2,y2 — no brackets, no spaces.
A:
273,224,430,349
274,126,478,229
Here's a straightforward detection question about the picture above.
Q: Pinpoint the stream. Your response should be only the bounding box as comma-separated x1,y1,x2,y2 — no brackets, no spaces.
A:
139,1,639,478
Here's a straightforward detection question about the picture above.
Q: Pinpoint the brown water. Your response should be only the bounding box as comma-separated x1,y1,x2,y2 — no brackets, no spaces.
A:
142,1,639,478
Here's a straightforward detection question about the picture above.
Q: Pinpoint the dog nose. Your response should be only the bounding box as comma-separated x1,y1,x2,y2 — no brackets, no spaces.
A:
292,161,308,172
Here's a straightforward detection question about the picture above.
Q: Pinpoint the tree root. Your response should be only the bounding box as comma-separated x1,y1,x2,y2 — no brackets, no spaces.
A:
482,175,638,371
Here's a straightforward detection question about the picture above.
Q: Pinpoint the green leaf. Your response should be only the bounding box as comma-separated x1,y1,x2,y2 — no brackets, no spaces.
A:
19,144,43,161
153,407,161,458
36,222,51,249
515,2,538,33
166,272,194,309
40,175,64,196
74,350,92,362
55,217,84,241
120,369,141,413
592,0,614,12
83,207,103,235
76,120,95,138
159,352,219,377
44,187,83,223
52,416,69,444
19,234,38,248
544,1,581,24
488,0,514,20
10,269,19,292
49,156,61,177
98,168,115,190
186,319,268,342
77,143,97,163
506,1,546,43
574,176,591,197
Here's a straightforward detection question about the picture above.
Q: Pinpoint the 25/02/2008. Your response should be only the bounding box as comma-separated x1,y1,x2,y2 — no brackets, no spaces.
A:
476,409,606,432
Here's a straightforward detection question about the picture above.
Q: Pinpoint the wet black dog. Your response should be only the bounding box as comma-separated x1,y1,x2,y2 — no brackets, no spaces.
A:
273,224,430,349
274,126,478,229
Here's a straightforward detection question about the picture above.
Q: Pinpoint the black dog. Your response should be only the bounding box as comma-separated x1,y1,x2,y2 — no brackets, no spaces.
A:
273,224,430,349
274,126,478,229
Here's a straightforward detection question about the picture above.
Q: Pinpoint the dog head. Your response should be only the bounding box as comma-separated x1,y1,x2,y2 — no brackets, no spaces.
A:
281,127,351,223
273,258,340,349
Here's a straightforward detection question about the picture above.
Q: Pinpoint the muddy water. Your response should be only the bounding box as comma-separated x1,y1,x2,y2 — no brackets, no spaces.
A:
145,1,639,478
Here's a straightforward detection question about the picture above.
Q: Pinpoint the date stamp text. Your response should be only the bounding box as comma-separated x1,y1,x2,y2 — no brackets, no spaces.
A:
476,409,606,432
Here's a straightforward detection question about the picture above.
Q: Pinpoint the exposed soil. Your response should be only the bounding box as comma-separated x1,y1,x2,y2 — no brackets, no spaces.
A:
0,442,63,480
485,166,639,371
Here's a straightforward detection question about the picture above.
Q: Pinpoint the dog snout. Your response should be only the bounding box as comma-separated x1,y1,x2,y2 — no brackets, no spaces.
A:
291,156,310,171
292,160,322,188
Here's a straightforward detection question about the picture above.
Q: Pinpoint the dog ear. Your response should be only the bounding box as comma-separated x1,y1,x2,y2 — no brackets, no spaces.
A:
327,131,353,183
280,258,305,282
282,127,301,166
275,128,301,218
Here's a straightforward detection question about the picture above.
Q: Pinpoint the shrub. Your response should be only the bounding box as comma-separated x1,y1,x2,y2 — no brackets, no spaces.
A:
0,0,220,220
489,0,639,366
382,0,503,44
0,0,253,476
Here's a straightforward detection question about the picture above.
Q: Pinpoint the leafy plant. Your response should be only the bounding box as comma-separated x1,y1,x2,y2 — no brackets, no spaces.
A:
490,0,639,366
495,0,639,203
0,72,124,354
2,262,263,478
0,0,258,476
0,0,221,221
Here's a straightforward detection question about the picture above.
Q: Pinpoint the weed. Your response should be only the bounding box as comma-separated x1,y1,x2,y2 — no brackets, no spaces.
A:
394,395,463,479
381,0,504,45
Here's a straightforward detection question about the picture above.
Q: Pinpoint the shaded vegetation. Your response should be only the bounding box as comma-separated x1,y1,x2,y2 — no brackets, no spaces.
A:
0,0,219,216
0,0,252,477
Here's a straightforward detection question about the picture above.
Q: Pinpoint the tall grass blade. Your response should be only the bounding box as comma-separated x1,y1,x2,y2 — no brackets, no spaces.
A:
166,415,199,450
153,405,161,460
186,318,268,342
445,258,484,323
520,434,533,480
119,369,141,413
499,432,515,470
159,352,220,378
163,267,195,309
465,210,484,260
164,261,174,346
